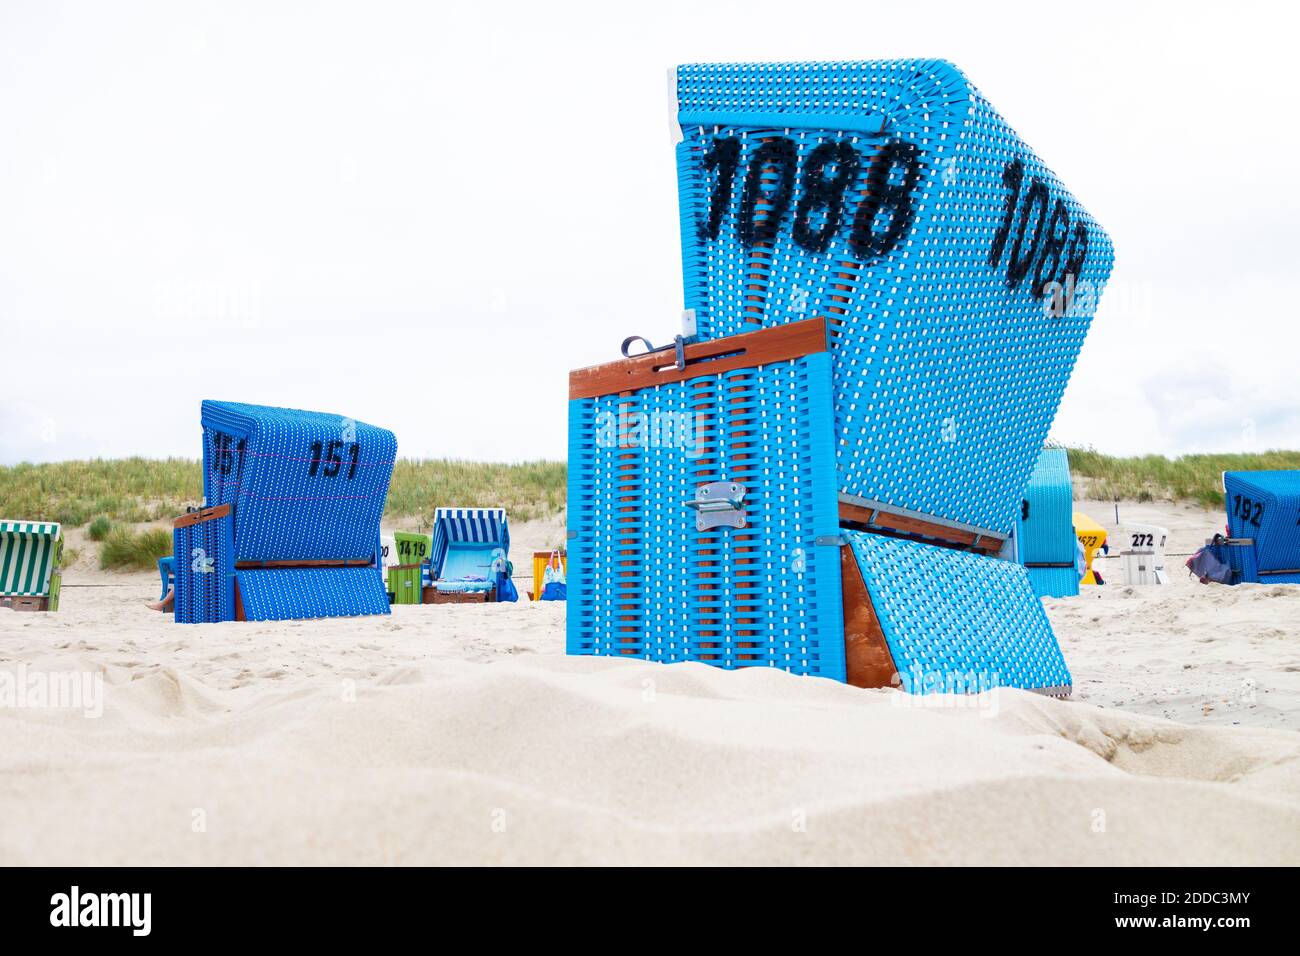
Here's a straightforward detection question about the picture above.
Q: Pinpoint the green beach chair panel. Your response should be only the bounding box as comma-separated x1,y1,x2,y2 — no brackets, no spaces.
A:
0,521,63,597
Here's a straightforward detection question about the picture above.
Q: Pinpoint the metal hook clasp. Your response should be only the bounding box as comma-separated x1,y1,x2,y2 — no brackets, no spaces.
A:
620,334,687,371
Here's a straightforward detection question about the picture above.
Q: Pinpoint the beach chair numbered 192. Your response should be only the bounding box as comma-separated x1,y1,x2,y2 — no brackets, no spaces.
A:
171,401,397,623
566,60,1113,696
1220,471,1300,584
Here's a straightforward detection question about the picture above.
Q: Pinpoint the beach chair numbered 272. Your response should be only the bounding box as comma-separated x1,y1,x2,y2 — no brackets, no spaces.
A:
171,401,398,623
0,520,64,612
566,60,1113,696
1119,523,1168,585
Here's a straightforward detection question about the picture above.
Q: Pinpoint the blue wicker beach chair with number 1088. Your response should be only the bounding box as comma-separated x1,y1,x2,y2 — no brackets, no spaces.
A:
566,60,1112,696
171,401,398,623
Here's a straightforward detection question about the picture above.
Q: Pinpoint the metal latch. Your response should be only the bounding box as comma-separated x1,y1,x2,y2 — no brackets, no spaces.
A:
685,481,747,531
621,334,687,371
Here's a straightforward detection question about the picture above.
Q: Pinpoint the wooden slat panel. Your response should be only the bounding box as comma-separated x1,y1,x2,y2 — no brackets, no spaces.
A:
568,318,828,399
838,500,1004,554
172,503,232,529
840,545,898,689
234,558,375,569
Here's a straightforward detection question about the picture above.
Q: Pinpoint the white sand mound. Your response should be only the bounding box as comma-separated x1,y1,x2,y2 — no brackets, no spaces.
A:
0,652,1297,865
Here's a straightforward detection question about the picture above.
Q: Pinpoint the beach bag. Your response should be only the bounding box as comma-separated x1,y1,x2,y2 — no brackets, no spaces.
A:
540,550,566,601
1187,542,1233,584
490,551,519,602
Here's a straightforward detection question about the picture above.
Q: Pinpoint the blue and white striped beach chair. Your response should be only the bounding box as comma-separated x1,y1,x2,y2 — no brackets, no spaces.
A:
429,508,510,603
1220,471,1300,584
171,401,397,623
567,60,1114,697
1017,449,1080,598
0,520,63,612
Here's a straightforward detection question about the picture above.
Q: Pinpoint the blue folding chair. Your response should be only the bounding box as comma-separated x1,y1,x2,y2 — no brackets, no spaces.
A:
158,555,175,601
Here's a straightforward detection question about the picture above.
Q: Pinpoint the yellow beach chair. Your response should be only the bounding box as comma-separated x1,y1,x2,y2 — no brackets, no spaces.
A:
1073,512,1108,585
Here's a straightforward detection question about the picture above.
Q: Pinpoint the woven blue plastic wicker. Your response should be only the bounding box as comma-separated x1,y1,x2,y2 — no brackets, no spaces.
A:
185,401,396,621
845,530,1071,694
172,510,235,625
235,567,391,621
201,400,397,563
1223,471,1300,582
567,350,844,680
1024,565,1080,600
673,60,1114,535
1017,447,1079,598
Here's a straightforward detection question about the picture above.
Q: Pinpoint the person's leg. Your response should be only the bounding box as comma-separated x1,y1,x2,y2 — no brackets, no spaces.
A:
146,588,174,612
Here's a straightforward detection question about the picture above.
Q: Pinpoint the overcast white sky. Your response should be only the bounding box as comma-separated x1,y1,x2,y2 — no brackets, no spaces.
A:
2,0,1297,465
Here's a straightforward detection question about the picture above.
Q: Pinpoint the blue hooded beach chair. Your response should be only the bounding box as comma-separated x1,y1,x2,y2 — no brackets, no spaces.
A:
171,401,397,622
566,60,1112,696
1016,449,1080,598
429,508,513,603
1220,471,1300,584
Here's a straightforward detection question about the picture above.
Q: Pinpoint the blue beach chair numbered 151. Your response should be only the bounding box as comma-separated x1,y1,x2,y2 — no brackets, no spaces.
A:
566,59,1112,696
171,401,398,623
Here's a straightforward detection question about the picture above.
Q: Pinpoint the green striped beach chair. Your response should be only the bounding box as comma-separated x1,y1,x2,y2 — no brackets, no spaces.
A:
0,520,64,611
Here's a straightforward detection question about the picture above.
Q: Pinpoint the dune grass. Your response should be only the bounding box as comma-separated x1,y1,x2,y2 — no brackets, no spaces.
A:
1064,447,1300,508
5,450,1295,531
0,458,198,527
0,457,568,527
385,459,567,527
99,526,173,571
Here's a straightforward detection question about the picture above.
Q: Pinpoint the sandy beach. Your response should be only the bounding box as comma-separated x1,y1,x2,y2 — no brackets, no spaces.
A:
2,503,1298,866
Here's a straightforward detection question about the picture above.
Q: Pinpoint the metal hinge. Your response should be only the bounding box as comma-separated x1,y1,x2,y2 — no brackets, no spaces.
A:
685,481,746,531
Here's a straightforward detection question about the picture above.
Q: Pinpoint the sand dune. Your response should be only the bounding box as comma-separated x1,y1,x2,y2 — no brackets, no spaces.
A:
1,509,1298,865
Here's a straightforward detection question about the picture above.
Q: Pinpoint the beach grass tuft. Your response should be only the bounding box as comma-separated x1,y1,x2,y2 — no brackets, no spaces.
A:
1064,447,1300,508
99,526,174,571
